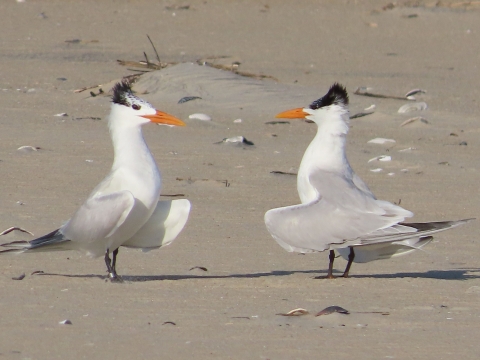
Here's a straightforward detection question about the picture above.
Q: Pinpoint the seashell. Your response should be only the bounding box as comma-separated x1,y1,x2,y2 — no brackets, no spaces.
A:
188,113,211,121
400,117,428,127
178,96,201,104
17,146,39,152
233,119,242,123
398,102,428,113
54,113,68,117
367,138,395,145
398,147,416,152
276,308,309,317
405,89,426,98
216,136,254,146
368,155,391,163
370,168,383,173
315,306,350,317
387,172,395,176
59,319,72,325
364,104,376,111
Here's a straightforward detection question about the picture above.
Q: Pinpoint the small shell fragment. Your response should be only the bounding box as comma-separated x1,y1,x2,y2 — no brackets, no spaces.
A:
364,104,376,111
54,113,68,117
367,138,395,145
405,89,426,98
370,168,383,173
400,117,428,127
276,308,310,317
17,146,39,152
387,172,395,176
59,319,72,325
178,96,201,104
233,119,242,123
315,306,350,317
398,102,428,113
216,136,254,146
368,155,391,163
0,227,34,236
398,147,416,152
188,113,211,121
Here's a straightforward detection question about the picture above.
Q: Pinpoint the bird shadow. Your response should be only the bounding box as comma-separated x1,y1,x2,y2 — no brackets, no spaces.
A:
31,268,480,282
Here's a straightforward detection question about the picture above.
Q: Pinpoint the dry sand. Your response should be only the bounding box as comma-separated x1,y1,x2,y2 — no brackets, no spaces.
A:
1,1,479,359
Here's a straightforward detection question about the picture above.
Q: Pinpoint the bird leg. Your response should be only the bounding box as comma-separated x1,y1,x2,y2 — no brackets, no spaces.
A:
314,250,336,279
112,248,119,274
104,248,122,282
341,247,355,278
326,250,336,279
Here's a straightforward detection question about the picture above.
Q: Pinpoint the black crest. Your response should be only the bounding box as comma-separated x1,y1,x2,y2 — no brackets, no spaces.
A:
112,80,133,106
309,83,349,110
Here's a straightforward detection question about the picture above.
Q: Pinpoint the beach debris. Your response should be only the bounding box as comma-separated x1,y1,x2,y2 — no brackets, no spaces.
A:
85,160,94,163
367,138,396,145
59,320,72,325
400,117,429,127
398,102,428,113
265,121,289,125
74,84,103,93
387,172,395,176
438,161,450,166
17,146,40,152
271,170,297,176
315,306,350,317
89,88,104,97
31,271,45,275
370,168,383,173
276,308,310,317
215,136,254,146
459,141,467,146
405,89,426,99
350,111,374,119
188,113,211,121
368,155,391,163
0,227,34,236
160,193,186,197
73,117,101,121
162,321,177,325
354,87,415,101
364,104,376,111
16,201,24,206
398,147,416,152
54,112,68,117
189,266,208,272
233,119,242,123
178,96,201,104
12,273,25,281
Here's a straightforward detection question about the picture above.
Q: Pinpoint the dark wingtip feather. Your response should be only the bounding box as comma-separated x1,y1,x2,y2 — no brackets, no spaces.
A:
112,80,133,106
309,83,349,110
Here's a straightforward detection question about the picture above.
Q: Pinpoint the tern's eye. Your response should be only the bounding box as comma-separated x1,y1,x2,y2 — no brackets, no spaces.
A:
132,104,141,110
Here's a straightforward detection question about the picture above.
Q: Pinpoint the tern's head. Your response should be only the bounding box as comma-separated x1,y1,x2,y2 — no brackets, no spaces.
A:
276,83,349,126
110,80,185,127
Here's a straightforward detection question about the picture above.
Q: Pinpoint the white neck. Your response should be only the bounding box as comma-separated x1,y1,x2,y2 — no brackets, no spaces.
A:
297,108,350,203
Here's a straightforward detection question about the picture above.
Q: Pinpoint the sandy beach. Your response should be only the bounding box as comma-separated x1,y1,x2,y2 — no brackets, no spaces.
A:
1,1,479,359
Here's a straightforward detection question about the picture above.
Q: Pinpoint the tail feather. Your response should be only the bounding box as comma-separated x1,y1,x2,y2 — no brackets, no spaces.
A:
1,228,72,253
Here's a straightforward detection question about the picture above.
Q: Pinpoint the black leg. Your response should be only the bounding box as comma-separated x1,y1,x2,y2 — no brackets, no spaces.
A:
112,248,119,273
341,247,355,278
104,248,122,282
326,250,336,279
314,250,337,279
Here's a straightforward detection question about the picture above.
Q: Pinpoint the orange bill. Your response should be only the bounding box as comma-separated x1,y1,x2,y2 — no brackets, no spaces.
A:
142,110,186,126
275,107,307,119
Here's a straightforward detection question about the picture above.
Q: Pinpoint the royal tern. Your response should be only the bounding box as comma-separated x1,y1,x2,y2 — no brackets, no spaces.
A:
265,83,473,278
1,80,191,281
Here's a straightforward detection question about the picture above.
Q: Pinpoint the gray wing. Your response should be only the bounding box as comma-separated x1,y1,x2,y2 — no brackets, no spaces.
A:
265,169,413,253
60,191,135,244
122,199,191,251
